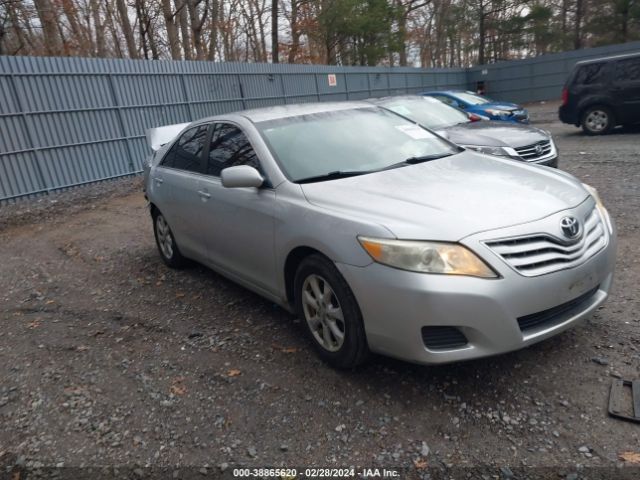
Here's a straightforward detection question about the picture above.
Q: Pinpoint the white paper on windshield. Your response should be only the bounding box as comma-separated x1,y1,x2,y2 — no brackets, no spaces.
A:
395,124,431,140
390,105,412,116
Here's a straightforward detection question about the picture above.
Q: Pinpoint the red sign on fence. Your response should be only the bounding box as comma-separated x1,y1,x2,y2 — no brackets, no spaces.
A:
328,74,337,87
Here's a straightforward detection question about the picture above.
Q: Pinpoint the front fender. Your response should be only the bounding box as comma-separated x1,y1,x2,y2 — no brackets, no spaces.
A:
273,182,392,298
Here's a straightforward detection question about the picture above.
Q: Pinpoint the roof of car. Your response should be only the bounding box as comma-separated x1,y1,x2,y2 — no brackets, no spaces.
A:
575,51,640,66
368,95,429,104
149,102,382,149
186,101,375,127
235,101,374,123
422,90,468,95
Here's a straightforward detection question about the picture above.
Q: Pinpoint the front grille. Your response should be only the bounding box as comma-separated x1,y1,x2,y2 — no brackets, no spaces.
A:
485,207,606,277
517,285,599,332
421,326,468,350
514,140,552,161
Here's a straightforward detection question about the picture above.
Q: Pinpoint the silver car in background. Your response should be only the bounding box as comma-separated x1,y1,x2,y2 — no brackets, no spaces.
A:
369,95,559,167
144,102,616,368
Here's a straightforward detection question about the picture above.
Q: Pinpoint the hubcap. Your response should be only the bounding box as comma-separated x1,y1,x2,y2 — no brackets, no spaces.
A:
585,110,608,132
156,214,174,259
302,274,345,352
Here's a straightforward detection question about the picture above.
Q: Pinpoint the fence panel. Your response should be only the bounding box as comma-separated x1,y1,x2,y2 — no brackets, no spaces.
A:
0,57,464,203
468,41,640,103
1,40,638,204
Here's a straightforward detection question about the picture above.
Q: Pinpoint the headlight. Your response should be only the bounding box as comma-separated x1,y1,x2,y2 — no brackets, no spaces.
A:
463,145,517,158
358,237,497,278
484,108,511,116
582,183,613,234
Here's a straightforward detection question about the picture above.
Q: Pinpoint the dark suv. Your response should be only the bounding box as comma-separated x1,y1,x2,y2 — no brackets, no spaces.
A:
559,52,640,135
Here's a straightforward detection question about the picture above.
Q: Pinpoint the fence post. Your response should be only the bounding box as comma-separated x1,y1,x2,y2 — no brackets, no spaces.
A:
279,73,287,104
343,72,349,100
180,73,195,120
106,73,136,173
314,73,321,102
237,74,247,109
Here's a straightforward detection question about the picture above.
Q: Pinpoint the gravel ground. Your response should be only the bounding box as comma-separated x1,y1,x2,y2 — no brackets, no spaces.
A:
1,102,639,479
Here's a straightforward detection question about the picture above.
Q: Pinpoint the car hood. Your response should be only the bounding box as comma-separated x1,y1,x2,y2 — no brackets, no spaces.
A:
300,152,587,241
474,101,522,112
437,121,548,148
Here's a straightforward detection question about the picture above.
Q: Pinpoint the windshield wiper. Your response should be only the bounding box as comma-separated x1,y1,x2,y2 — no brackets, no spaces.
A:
296,153,456,183
379,152,455,172
296,170,368,184
404,153,454,164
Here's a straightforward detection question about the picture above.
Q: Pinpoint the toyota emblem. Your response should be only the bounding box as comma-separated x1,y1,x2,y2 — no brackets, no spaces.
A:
560,216,581,239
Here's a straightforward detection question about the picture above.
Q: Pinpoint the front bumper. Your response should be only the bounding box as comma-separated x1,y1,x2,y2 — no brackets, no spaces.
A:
338,203,616,365
529,154,558,168
491,111,529,124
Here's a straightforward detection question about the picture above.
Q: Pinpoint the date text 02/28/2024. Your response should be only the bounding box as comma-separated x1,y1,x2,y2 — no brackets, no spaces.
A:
232,468,401,478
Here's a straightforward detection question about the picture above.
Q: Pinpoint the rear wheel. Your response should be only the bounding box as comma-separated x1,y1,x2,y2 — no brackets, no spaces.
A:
581,105,614,135
153,210,187,268
294,254,369,369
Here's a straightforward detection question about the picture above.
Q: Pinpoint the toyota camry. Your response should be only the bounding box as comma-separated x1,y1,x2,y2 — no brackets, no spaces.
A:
144,102,616,369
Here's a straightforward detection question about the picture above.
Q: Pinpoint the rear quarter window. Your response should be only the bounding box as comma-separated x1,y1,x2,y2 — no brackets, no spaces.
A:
161,125,208,173
574,63,608,85
614,57,640,82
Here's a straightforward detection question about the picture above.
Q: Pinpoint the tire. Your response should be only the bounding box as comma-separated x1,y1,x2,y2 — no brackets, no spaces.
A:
581,105,615,135
294,254,369,369
152,209,188,268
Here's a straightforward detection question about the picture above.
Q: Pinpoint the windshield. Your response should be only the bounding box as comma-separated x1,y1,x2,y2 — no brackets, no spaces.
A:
381,97,470,129
257,107,459,183
451,92,492,105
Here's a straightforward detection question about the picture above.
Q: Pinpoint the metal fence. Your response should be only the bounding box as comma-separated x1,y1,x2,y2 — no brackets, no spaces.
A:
0,56,466,204
469,40,640,104
1,40,639,204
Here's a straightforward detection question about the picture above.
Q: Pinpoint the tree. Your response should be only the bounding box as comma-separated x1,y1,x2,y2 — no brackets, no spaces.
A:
161,0,182,59
525,3,554,54
394,0,430,66
1,0,639,66
33,0,63,55
117,0,138,58
272,0,278,61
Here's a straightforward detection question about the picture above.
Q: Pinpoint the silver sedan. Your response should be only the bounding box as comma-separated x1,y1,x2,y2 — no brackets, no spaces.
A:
144,102,616,368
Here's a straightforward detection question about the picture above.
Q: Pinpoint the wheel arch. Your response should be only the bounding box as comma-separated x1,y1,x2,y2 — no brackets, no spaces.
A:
577,98,617,123
283,246,331,307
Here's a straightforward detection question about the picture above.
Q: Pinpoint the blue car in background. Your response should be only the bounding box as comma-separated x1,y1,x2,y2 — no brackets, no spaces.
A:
422,90,530,124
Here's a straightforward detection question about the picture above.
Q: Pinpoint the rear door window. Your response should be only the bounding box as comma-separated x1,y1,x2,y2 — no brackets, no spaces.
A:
614,57,640,82
161,125,209,173
574,63,608,85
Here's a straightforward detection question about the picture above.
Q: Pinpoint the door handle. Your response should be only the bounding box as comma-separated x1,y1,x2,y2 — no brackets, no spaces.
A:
197,190,211,199
154,177,164,184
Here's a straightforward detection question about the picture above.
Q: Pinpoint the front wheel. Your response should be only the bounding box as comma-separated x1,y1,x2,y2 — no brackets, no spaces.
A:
581,106,614,135
153,210,188,268
294,254,369,369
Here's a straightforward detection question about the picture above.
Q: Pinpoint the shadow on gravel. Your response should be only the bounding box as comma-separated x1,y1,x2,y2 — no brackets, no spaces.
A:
563,124,640,137
140,245,581,398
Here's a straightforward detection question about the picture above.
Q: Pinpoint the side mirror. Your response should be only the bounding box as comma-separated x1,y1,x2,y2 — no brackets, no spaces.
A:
221,165,264,188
